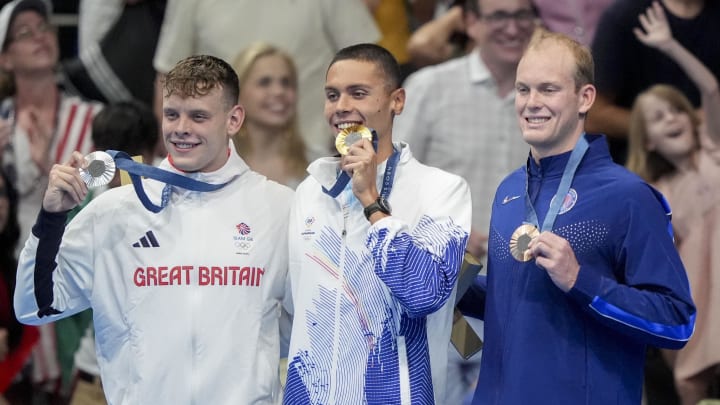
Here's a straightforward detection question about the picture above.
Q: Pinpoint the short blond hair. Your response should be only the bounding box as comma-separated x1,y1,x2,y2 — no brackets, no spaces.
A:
525,28,594,90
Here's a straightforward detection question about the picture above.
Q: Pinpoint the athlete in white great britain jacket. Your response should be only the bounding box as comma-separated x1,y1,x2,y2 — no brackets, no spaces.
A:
15,55,292,405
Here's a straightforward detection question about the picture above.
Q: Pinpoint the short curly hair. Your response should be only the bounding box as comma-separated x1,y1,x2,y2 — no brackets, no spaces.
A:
163,55,239,109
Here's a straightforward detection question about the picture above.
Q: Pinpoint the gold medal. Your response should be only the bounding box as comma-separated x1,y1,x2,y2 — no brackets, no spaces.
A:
509,224,539,262
79,151,116,188
335,124,373,155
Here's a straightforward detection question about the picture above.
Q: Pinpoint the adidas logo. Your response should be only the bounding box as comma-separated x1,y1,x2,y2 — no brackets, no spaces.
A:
132,230,160,248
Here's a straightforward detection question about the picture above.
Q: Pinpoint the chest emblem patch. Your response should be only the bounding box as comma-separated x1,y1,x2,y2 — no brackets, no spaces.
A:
557,188,578,215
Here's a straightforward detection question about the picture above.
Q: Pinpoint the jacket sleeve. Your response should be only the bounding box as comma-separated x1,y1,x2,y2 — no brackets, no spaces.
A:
567,185,696,349
366,175,471,318
14,208,94,325
457,275,487,320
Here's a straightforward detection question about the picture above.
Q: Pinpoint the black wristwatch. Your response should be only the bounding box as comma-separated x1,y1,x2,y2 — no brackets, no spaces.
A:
363,196,391,221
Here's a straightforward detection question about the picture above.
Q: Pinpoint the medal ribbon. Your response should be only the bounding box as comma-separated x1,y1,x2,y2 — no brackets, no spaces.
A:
322,130,399,199
524,135,589,231
107,150,236,213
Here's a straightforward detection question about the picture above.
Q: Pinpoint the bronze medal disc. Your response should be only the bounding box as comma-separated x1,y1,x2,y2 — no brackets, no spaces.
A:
335,125,373,155
509,224,539,262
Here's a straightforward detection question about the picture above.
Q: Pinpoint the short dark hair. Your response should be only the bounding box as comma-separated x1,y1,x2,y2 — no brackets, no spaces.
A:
328,43,401,91
92,100,158,156
163,55,239,109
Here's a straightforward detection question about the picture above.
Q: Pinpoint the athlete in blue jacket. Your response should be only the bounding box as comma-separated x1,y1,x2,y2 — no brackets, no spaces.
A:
460,30,696,404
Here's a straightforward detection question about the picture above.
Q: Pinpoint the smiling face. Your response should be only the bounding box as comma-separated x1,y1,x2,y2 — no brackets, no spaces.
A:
239,53,297,130
1,10,58,74
323,59,404,141
162,87,244,172
514,40,595,160
466,0,535,68
640,93,696,162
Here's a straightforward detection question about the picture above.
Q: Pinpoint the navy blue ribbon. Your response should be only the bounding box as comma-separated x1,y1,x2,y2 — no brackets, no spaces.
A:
524,135,589,231
107,150,235,213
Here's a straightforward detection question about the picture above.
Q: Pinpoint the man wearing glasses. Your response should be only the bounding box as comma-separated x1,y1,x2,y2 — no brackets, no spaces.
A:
394,0,536,403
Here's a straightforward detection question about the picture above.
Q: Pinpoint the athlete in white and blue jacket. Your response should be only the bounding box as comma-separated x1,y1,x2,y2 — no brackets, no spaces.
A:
283,44,471,405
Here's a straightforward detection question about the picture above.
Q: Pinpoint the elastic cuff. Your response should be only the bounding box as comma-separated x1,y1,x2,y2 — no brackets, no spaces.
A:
32,208,69,238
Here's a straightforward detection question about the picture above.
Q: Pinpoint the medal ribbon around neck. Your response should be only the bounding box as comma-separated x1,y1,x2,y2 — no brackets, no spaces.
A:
322,128,400,200
511,135,589,261
101,150,236,213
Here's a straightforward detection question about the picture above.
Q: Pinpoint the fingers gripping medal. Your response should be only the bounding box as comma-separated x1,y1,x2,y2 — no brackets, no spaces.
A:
510,224,539,262
79,151,116,188
335,124,373,155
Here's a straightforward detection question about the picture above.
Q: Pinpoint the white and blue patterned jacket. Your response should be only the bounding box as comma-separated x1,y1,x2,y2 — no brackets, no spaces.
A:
285,142,471,405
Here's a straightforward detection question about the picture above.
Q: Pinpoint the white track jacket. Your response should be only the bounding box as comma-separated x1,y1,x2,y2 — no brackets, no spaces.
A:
15,147,293,405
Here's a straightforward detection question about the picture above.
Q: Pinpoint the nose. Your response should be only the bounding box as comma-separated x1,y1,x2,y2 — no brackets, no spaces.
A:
504,18,520,35
524,89,542,110
335,94,352,114
175,116,191,135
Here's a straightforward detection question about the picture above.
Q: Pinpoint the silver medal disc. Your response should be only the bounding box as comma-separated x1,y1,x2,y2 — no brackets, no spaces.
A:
79,151,116,188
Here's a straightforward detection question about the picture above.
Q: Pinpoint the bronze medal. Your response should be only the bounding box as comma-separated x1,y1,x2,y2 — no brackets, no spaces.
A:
509,224,539,262
335,124,373,155
79,151,116,188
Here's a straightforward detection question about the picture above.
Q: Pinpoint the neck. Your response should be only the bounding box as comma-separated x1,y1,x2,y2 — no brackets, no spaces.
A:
375,133,395,163
669,150,697,174
530,131,585,164
14,73,58,108
481,52,518,98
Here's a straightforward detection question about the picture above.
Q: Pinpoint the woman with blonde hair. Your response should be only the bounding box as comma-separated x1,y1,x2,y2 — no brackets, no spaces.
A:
627,3,720,404
232,42,307,188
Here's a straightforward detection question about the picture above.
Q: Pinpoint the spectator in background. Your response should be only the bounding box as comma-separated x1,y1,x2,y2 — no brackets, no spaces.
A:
406,0,472,69
395,1,535,402
153,0,379,162
232,43,307,189
397,0,534,262
627,3,720,404
63,0,166,107
0,1,102,400
588,0,720,164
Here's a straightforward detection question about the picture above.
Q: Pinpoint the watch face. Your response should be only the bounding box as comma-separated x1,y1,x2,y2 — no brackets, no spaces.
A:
377,197,391,213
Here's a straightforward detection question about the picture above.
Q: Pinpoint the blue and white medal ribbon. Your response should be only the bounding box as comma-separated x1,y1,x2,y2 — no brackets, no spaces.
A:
510,135,590,262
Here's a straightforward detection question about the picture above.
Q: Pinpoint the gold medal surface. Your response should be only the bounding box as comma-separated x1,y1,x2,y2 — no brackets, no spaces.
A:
335,125,373,155
79,151,116,188
509,224,539,262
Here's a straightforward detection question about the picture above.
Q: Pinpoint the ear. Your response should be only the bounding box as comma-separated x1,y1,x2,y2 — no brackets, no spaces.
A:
227,104,245,136
578,83,596,116
390,87,406,115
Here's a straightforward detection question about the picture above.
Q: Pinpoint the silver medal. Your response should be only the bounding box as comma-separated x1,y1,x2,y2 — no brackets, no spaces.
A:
79,151,116,188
